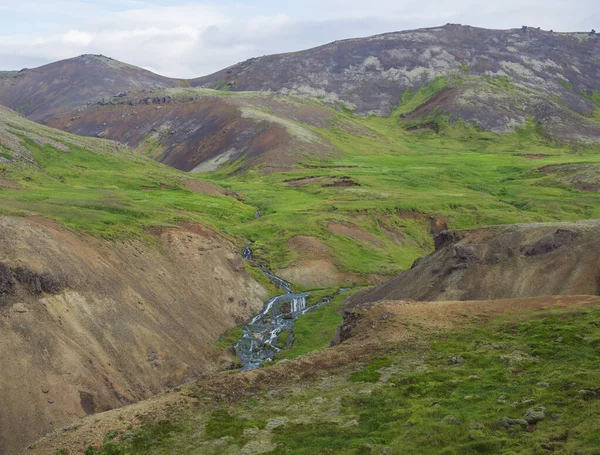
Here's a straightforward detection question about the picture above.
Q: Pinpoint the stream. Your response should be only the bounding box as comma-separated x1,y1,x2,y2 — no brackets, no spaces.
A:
236,246,338,370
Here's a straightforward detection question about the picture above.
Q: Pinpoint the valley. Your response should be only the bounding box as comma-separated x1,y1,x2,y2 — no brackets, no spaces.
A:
0,23,598,455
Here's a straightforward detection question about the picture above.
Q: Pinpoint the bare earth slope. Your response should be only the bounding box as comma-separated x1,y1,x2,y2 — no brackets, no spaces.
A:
0,216,267,454
43,89,340,173
349,220,600,306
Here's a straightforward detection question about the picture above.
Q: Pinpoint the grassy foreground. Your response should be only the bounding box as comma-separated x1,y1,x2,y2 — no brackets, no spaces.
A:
82,302,600,455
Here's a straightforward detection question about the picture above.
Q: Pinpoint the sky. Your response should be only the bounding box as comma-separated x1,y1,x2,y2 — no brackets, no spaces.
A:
0,0,598,78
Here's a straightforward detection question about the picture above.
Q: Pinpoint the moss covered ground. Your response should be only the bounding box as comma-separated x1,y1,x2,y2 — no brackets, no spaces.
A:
83,302,600,455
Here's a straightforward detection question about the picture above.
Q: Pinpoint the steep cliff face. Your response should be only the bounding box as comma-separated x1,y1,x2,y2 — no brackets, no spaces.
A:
348,220,600,306
0,216,267,454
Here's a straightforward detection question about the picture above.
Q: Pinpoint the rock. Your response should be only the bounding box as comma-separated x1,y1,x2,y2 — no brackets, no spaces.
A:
0,262,16,296
441,415,460,426
498,417,527,428
96,132,106,138
463,395,473,400
434,230,461,250
554,337,563,343
453,244,478,262
536,382,551,388
575,334,590,342
266,417,288,431
497,395,506,402
524,406,546,424
342,420,359,428
450,355,465,365
578,389,597,398
524,229,577,256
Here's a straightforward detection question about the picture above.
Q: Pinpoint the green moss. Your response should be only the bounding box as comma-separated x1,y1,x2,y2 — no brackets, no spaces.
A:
205,410,263,440
558,78,573,91
580,89,600,105
305,287,338,307
244,261,279,298
215,326,244,350
349,357,393,383
276,292,353,360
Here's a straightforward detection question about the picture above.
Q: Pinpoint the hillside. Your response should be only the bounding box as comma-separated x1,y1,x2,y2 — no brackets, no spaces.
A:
0,105,271,453
23,294,600,455
0,55,181,121
194,25,600,143
43,88,341,173
348,220,600,306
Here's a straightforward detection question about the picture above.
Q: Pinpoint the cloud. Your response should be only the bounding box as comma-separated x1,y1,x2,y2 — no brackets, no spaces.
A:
0,0,597,77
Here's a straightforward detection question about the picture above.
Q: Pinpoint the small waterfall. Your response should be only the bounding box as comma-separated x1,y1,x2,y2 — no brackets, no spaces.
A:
234,245,344,370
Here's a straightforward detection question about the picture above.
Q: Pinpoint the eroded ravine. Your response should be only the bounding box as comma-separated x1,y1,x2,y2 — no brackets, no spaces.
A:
236,246,337,369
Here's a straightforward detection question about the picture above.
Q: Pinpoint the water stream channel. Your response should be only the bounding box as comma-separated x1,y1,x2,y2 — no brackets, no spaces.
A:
235,246,341,370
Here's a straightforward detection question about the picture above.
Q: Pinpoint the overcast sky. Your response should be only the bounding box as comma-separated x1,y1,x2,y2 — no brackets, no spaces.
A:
0,0,598,77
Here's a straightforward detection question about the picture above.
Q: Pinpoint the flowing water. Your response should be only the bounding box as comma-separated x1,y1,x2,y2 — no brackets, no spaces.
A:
236,246,337,370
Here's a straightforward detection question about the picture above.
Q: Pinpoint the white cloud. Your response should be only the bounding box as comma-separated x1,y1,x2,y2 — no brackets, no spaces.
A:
0,0,597,77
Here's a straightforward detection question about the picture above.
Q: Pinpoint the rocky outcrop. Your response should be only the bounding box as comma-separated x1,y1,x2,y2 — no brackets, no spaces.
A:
349,220,600,306
0,216,268,454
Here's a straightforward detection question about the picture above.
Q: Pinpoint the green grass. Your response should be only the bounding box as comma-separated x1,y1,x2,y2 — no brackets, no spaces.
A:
276,292,350,360
2,79,599,286
0,114,258,240
201,93,600,281
580,89,600,105
558,78,573,91
89,304,600,454
215,326,244,350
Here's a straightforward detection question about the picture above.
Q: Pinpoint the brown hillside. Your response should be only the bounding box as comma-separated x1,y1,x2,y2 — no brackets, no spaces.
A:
349,220,600,307
0,216,267,454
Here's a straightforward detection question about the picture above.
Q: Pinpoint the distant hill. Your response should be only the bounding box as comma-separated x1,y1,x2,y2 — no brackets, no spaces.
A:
193,25,600,143
0,54,181,121
1,25,600,172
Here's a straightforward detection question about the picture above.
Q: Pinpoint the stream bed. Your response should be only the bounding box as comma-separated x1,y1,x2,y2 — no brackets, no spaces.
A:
236,246,337,370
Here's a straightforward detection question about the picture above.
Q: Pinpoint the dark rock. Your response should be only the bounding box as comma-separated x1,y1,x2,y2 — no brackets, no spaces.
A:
0,262,16,296
524,406,546,424
450,355,465,365
453,244,478,262
434,230,461,250
524,229,577,256
498,417,527,428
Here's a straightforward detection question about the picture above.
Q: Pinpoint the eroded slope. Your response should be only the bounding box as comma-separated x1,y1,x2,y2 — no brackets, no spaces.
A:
349,220,600,306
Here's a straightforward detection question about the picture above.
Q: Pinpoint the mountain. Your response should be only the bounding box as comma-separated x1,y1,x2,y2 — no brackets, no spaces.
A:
0,105,269,453
0,54,181,121
193,25,600,143
1,25,600,175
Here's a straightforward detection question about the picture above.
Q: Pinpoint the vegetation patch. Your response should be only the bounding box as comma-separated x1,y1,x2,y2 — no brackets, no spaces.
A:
89,304,600,454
